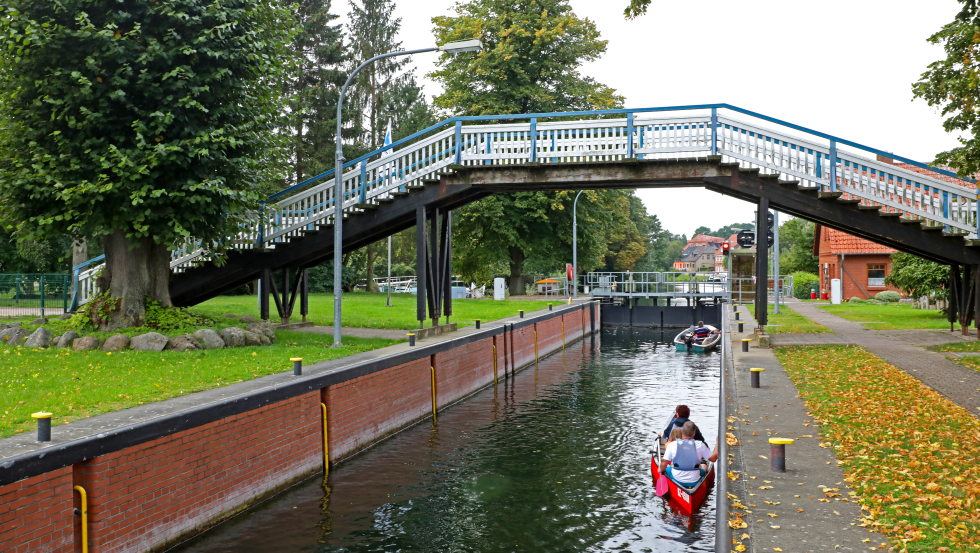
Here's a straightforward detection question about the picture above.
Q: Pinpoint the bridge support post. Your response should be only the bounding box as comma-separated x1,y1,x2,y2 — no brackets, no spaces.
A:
416,205,454,328
975,265,980,339
950,264,959,332
416,206,427,328
260,268,271,321
755,197,769,327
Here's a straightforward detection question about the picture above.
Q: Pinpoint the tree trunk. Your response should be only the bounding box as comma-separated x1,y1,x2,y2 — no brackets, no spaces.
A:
366,244,381,293
95,230,171,330
508,246,525,296
71,238,88,268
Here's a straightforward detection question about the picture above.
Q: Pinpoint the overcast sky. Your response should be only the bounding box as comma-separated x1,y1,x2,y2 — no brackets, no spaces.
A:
336,0,964,238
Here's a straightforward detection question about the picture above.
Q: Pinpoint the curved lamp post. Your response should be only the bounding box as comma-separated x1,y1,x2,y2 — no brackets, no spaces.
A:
572,190,585,298
332,40,482,346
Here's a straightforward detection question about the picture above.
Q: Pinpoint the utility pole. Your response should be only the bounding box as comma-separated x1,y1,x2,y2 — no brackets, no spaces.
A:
572,190,585,298
773,211,781,314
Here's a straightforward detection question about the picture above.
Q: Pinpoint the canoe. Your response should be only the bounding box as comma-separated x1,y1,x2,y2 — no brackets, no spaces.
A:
673,325,720,352
651,420,715,516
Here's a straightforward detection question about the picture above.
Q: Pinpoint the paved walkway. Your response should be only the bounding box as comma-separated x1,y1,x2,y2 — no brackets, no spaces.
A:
726,305,882,552
782,301,980,416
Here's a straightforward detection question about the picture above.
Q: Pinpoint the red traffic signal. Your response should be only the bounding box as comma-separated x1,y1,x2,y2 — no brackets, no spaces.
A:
722,242,730,252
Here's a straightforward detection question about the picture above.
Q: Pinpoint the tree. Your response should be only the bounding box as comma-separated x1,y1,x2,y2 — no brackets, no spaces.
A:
885,252,948,300
777,218,818,274
286,0,347,183
431,0,625,294
624,0,652,19
0,1,293,329
913,3,980,175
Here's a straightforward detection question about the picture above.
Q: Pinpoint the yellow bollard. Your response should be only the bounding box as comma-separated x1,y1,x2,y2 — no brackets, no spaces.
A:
430,366,437,424
493,345,498,385
562,321,565,349
74,485,88,553
320,403,329,476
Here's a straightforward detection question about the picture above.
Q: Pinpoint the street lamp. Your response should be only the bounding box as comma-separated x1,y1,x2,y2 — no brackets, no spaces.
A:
572,190,585,298
332,39,483,346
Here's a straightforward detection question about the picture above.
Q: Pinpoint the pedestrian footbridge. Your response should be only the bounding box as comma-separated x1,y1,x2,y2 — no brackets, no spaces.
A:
71,104,980,327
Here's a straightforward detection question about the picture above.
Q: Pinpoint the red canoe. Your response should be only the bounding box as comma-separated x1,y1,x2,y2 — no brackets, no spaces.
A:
651,454,715,516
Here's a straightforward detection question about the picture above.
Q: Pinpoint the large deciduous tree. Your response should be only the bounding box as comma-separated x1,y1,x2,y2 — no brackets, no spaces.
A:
914,2,980,175
0,0,293,329
431,0,628,294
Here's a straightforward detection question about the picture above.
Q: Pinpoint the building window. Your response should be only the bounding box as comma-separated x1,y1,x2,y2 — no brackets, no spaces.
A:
868,264,886,287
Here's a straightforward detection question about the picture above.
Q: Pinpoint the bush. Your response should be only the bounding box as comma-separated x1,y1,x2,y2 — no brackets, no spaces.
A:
848,297,869,304
791,272,820,299
875,290,901,303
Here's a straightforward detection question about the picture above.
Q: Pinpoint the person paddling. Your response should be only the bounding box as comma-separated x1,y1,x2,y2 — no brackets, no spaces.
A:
659,421,718,487
661,405,707,444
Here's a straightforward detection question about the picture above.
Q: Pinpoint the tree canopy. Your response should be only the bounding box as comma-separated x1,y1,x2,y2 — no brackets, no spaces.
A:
0,0,294,327
885,252,948,300
777,218,818,274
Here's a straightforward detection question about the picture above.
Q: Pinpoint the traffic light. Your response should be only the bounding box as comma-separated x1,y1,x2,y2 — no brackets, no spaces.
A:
722,241,730,253
765,211,775,248
736,229,755,248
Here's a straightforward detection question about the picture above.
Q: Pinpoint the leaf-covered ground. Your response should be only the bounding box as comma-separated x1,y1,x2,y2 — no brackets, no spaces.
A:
774,345,980,552
745,304,831,334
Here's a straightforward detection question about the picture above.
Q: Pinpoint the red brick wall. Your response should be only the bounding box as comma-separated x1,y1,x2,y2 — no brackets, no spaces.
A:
0,307,595,553
818,253,900,299
0,468,74,553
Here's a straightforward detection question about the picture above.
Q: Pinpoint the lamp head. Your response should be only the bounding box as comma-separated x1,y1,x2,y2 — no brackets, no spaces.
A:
438,39,483,53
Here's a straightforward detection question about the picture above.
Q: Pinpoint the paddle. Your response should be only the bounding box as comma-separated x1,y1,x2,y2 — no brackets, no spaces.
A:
656,473,669,496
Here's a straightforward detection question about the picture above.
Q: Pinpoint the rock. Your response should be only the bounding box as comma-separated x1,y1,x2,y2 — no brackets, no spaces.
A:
30,317,48,326
1,322,22,330
239,314,258,323
192,329,225,350
51,334,63,345
246,322,276,343
258,334,271,346
243,330,262,347
59,313,74,320
24,328,53,348
218,327,246,347
130,332,169,352
0,327,17,342
167,334,201,352
56,331,80,349
222,313,239,319
72,336,100,351
6,328,30,346
102,334,131,351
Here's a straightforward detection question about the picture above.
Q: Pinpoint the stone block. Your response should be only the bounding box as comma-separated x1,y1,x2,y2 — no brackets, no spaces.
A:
24,328,53,348
72,336,100,350
130,332,168,352
102,334,131,351
193,329,225,349
56,331,80,349
167,335,201,352
219,327,246,347
243,330,262,347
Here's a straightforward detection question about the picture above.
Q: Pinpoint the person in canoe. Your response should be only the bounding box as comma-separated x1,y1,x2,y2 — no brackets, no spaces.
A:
661,405,708,444
659,421,718,487
684,321,720,348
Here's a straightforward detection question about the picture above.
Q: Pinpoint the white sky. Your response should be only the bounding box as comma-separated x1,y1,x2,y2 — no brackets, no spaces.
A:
337,0,964,238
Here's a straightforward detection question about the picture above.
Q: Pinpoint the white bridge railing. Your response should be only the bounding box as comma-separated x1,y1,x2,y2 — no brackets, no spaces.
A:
72,104,979,309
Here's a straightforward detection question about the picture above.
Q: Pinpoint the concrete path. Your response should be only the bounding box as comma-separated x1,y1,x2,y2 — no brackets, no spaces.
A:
726,305,883,552
787,301,980,416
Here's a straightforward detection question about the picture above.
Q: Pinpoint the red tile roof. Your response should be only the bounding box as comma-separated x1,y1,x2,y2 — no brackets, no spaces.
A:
892,162,975,191
814,224,896,255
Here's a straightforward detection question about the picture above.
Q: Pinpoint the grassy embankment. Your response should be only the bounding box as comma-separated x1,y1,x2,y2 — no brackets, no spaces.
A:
744,304,830,334
195,292,555,330
818,303,954,330
775,345,980,552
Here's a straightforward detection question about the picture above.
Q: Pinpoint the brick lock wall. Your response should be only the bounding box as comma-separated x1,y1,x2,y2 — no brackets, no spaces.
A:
0,306,596,553
0,468,74,553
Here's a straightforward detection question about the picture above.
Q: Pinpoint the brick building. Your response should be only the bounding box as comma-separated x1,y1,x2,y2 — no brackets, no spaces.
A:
813,225,901,299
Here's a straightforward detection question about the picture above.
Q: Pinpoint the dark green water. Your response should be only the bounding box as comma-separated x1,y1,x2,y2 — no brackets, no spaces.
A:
172,327,720,552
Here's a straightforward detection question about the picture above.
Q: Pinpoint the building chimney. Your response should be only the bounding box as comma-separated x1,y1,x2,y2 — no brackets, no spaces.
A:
876,153,894,165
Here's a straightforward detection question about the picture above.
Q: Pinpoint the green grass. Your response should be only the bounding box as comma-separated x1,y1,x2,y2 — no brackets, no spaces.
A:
817,303,957,330
193,292,556,330
0,331,398,439
744,303,831,334
774,345,980,551
930,341,980,353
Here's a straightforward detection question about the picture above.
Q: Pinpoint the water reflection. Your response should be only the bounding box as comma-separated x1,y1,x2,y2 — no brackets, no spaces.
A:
173,327,719,552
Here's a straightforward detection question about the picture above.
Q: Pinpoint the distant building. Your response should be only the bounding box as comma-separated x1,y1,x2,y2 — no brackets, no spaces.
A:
673,234,728,272
813,226,901,299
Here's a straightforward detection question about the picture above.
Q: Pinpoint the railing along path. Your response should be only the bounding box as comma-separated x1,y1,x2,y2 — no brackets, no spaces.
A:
72,104,980,308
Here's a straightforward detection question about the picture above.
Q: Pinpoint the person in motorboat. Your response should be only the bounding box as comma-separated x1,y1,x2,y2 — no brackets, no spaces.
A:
659,421,718,487
661,405,707,444
686,321,720,346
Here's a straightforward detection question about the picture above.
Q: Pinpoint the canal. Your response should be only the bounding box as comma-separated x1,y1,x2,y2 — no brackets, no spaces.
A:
172,327,721,552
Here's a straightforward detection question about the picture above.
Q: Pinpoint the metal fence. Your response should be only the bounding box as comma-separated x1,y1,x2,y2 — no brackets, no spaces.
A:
587,271,729,300
0,274,71,318
729,276,795,306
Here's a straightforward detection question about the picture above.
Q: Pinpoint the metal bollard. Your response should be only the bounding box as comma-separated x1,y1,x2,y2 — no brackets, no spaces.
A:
408,333,416,346
735,311,740,321
519,310,524,318
742,339,751,352
475,319,481,329
291,357,303,376
548,303,553,311
750,368,765,388
32,412,52,442
769,438,794,472
738,322,744,333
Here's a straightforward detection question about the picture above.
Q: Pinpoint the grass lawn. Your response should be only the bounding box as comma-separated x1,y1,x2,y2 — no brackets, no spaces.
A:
0,330,398,439
818,303,958,330
744,304,831,334
774,345,980,552
193,292,556,330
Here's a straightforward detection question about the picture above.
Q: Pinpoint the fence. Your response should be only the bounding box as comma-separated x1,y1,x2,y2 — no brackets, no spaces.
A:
587,271,729,300
0,274,71,318
729,276,795,306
